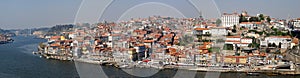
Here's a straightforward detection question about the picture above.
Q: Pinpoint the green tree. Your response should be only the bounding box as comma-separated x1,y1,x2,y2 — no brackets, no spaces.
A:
249,17,259,22
232,25,237,33
266,16,271,23
259,14,265,21
216,19,222,27
239,14,248,23
240,17,248,23
233,25,237,29
224,44,234,50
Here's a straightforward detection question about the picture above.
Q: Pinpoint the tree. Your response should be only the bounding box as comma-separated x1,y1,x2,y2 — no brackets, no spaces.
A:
249,17,259,22
259,14,265,21
232,29,237,33
240,17,248,23
208,48,213,53
233,25,237,29
232,25,237,33
227,32,231,36
266,16,271,23
239,14,248,23
266,48,270,53
224,44,234,50
216,19,222,27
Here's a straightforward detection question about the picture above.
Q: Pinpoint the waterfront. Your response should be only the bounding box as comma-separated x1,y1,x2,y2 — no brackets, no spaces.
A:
1,36,300,78
0,36,79,78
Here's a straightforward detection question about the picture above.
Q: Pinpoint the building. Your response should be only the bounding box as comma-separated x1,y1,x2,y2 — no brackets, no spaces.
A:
224,56,247,64
225,36,253,48
221,13,240,27
210,27,227,36
265,36,292,48
291,18,300,28
239,22,262,29
193,28,210,36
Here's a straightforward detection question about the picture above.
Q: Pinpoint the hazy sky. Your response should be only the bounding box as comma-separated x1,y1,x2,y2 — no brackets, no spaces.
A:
0,0,299,29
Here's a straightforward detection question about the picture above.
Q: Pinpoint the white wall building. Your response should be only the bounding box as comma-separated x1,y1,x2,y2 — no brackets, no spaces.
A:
241,38,253,44
221,13,240,27
265,36,292,48
225,36,252,47
292,18,300,28
210,27,227,36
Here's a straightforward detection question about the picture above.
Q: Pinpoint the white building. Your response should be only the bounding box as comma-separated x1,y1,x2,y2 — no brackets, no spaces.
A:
221,13,240,27
265,36,292,48
193,28,210,35
225,36,252,47
241,38,253,44
291,18,300,28
239,22,262,29
210,27,227,36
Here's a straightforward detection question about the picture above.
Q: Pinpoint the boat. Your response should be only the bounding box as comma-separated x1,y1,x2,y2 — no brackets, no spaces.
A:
32,51,38,54
246,72,260,76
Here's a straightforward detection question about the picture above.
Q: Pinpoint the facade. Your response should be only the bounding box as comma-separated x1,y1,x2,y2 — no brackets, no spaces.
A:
224,56,247,64
239,22,262,29
193,28,210,36
221,13,240,27
291,18,300,28
265,36,292,48
225,36,252,47
210,27,227,36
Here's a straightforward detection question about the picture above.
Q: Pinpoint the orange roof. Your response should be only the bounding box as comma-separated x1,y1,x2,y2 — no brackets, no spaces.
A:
50,36,61,39
268,36,291,38
259,53,267,57
168,48,176,53
50,43,60,47
240,22,262,25
225,56,247,58
292,38,299,44
144,40,154,43
253,22,262,24
133,30,141,33
240,22,252,24
137,44,145,46
194,28,209,31
248,53,254,56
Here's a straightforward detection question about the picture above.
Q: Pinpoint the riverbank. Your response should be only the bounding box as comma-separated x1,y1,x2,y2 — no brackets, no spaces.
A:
35,37,300,76
36,49,300,76
53,55,300,76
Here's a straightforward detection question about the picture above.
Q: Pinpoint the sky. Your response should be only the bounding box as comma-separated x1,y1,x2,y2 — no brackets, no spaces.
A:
0,0,300,29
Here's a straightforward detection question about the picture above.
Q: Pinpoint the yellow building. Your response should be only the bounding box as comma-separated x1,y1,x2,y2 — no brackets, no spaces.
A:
224,56,247,64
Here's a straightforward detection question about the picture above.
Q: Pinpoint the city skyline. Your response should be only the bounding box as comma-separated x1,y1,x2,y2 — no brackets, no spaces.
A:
1,0,300,29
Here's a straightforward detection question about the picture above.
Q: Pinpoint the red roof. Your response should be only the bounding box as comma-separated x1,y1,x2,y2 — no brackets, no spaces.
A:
268,36,291,38
50,43,60,47
50,36,61,39
194,28,209,31
144,40,154,43
225,56,247,58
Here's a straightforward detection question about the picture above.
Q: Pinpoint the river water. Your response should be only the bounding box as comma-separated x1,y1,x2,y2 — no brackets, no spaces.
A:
0,36,299,78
